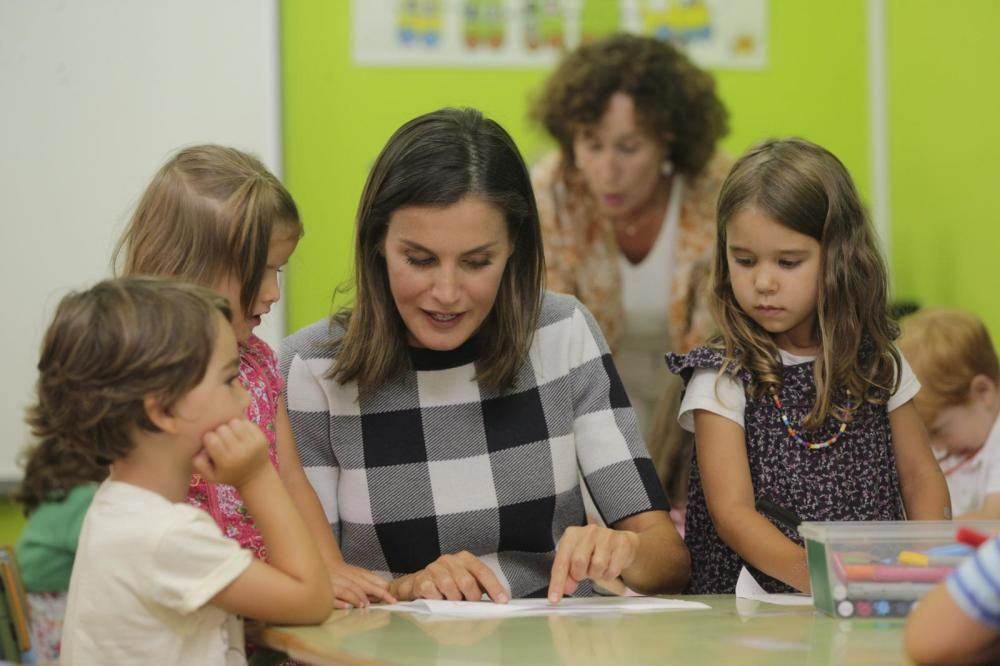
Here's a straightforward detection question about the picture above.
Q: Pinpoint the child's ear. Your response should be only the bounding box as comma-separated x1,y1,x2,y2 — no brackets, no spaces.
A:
144,394,178,434
969,374,998,405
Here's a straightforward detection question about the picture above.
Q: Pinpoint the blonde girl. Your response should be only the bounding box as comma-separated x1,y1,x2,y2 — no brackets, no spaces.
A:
899,307,1000,519
667,138,949,594
116,145,391,608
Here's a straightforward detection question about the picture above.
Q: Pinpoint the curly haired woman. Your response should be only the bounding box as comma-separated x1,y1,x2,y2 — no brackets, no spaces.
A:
530,33,730,515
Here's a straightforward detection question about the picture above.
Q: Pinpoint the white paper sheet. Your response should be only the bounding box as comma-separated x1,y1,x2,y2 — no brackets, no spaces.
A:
374,596,710,618
735,567,814,606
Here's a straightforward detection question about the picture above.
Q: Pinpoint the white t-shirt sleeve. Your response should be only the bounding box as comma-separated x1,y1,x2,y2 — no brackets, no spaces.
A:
677,367,747,432
149,505,254,615
678,349,917,432
983,454,1000,498
888,353,921,411
982,418,1000,497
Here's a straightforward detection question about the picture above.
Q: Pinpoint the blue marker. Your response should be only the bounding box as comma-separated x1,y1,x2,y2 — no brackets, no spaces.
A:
924,543,974,557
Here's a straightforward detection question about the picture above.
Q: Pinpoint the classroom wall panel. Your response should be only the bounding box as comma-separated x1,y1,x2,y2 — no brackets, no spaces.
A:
887,0,1000,337
0,0,282,484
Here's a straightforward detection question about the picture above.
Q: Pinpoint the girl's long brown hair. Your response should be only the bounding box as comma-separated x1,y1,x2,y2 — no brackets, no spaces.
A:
711,138,900,429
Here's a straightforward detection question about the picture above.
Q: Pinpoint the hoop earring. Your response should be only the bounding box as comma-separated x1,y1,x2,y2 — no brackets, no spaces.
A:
661,159,674,176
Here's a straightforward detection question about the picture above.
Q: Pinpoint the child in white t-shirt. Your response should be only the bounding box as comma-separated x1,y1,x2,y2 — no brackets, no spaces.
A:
666,138,948,595
36,278,334,665
900,307,1000,519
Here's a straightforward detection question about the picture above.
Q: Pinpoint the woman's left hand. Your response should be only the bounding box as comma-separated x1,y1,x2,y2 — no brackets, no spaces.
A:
547,524,640,603
328,560,397,608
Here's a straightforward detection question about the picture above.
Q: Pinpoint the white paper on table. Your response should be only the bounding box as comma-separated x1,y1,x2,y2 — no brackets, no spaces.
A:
735,567,814,606
374,596,710,618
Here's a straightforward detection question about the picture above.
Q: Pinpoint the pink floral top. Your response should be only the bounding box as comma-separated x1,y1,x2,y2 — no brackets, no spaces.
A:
186,334,282,561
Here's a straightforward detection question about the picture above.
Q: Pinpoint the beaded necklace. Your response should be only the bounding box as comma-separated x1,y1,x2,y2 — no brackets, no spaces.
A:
772,392,854,450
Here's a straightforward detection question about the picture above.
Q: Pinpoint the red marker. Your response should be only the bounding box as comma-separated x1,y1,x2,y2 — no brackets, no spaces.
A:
956,527,989,548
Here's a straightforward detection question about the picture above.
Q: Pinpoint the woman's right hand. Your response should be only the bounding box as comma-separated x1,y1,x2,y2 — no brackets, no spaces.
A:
389,551,509,603
329,561,397,608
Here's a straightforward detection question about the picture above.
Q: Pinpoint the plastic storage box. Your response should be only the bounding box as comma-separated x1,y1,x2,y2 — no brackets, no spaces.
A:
797,520,1000,618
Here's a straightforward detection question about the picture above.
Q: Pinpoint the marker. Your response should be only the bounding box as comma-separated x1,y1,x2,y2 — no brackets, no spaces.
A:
845,564,876,580
846,582,934,601
755,497,802,529
956,527,989,548
924,543,974,557
897,551,966,567
830,552,849,582
840,552,875,564
845,564,953,583
896,551,927,566
854,600,873,617
837,600,854,618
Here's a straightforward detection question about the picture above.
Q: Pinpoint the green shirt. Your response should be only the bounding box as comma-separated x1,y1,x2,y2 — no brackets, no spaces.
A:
15,484,97,593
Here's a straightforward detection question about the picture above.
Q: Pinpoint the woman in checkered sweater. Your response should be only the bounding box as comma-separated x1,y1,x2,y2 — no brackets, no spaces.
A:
280,108,689,603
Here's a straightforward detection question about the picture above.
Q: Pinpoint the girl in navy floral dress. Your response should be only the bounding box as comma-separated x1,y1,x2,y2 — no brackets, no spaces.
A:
666,138,949,594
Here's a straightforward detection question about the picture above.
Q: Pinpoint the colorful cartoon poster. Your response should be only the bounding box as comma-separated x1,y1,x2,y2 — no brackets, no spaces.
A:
395,0,445,48
352,0,766,69
621,0,765,67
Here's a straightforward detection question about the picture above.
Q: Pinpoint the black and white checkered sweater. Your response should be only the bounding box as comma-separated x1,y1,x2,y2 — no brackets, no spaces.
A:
280,291,667,598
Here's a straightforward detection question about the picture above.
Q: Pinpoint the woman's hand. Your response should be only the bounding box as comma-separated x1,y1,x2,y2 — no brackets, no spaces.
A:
547,524,640,603
389,551,509,603
328,561,396,609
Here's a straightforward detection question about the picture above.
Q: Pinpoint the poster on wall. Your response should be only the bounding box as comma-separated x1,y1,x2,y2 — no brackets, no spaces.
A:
351,0,767,69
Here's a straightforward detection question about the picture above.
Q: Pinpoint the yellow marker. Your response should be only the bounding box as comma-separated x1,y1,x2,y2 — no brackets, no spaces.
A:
898,550,929,566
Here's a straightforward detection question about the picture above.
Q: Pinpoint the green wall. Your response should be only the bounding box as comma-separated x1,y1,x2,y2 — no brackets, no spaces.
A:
888,0,1000,336
282,0,1000,338
0,502,24,546
281,0,873,331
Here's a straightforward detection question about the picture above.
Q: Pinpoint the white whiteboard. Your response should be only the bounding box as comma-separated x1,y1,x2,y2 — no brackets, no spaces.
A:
0,0,282,481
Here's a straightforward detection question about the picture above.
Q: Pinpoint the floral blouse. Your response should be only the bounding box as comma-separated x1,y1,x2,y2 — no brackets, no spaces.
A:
186,334,282,561
531,150,731,355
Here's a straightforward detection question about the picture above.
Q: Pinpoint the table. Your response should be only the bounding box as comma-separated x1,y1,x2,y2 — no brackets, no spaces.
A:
250,595,912,665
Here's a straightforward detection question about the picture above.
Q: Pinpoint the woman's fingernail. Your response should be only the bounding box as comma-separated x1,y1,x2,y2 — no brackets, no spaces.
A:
497,593,508,603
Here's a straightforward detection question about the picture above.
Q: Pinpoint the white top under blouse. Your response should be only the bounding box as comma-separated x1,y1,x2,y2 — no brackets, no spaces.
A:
616,176,684,423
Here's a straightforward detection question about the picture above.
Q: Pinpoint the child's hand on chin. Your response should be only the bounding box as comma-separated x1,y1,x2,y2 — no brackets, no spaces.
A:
193,418,269,487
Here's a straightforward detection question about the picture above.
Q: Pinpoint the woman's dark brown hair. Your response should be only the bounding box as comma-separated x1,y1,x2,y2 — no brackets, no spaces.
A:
531,33,728,177
330,108,545,390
